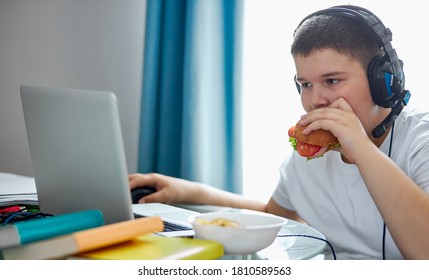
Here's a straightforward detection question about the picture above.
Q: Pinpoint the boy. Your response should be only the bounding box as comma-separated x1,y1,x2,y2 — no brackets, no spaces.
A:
129,5,429,259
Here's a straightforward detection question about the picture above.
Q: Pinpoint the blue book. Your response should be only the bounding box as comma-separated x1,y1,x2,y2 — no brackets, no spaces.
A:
0,209,104,249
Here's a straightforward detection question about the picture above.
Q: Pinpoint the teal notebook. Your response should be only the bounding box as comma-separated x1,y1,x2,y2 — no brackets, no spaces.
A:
0,209,104,249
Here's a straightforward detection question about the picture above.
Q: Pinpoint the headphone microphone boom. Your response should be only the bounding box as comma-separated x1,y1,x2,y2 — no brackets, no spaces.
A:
372,90,411,138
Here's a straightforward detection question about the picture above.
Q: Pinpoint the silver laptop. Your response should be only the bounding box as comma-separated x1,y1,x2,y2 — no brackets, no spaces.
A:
20,85,196,237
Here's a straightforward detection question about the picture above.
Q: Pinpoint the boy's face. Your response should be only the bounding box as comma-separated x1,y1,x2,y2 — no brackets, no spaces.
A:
293,48,389,138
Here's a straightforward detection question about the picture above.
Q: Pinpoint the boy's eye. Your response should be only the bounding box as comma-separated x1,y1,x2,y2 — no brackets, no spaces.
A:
326,79,339,85
301,82,312,89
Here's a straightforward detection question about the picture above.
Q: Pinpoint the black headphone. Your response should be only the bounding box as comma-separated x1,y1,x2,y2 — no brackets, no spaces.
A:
294,5,411,138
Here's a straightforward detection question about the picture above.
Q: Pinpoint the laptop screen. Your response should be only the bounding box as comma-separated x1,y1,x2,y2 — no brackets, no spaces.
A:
21,85,134,224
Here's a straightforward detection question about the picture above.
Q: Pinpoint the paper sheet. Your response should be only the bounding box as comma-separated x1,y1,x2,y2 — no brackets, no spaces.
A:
0,173,38,207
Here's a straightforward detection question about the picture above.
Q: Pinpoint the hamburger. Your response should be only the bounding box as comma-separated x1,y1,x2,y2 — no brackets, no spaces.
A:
288,121,340,159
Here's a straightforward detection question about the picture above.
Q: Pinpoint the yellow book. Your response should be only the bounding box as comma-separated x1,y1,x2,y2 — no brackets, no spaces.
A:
1,216,163,260
71,235,224,260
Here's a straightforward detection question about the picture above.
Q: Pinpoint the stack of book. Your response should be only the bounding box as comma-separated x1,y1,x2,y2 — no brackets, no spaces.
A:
0,209,224,260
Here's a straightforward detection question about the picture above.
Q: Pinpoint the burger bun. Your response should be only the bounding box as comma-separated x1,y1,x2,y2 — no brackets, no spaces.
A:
293,122,338,147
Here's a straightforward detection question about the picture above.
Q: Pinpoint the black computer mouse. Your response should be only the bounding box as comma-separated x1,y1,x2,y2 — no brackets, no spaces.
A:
131,187,157,204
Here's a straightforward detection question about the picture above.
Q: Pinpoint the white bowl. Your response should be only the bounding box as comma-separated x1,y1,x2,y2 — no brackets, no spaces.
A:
189,211,287,254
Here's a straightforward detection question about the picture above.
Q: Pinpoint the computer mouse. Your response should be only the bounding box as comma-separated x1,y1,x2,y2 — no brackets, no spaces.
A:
131,187,157,204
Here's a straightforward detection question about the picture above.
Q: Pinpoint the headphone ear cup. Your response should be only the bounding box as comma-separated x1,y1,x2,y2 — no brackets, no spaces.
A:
367,55,397,108
294,75,301,94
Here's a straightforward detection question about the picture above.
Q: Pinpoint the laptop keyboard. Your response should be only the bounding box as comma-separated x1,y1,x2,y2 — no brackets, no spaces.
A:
134,213,192,232
163,221,192,232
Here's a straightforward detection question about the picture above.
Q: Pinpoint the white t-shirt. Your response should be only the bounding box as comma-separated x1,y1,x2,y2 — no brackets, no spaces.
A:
272,107,429,259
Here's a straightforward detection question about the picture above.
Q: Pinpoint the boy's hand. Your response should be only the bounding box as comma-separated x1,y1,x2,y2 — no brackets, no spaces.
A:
299,98,375,163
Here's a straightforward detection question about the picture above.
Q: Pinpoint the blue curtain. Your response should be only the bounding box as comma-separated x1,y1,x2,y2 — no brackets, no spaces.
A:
138,0,243,193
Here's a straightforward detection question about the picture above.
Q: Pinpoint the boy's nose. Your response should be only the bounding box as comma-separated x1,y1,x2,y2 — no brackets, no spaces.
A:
309,88,329,110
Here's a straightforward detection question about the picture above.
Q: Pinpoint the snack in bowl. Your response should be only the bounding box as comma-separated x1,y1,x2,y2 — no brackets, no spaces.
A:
288,121,340,159
189,211,287,255
195,217,241,227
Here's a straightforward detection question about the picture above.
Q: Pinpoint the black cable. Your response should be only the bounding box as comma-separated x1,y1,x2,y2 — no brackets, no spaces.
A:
382,223,387,260
277,234,337,260
382,121,395,260
1,212,53,225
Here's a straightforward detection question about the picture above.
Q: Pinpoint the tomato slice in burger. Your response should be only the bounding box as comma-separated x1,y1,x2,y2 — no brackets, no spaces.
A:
288,126,295,137
296,141,321,158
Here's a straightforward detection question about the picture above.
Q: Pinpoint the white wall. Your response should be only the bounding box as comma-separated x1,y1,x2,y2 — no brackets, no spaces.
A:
0,0,146,176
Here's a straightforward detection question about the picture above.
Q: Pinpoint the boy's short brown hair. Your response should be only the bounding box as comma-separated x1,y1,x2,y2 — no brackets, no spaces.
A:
291,15,383,70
